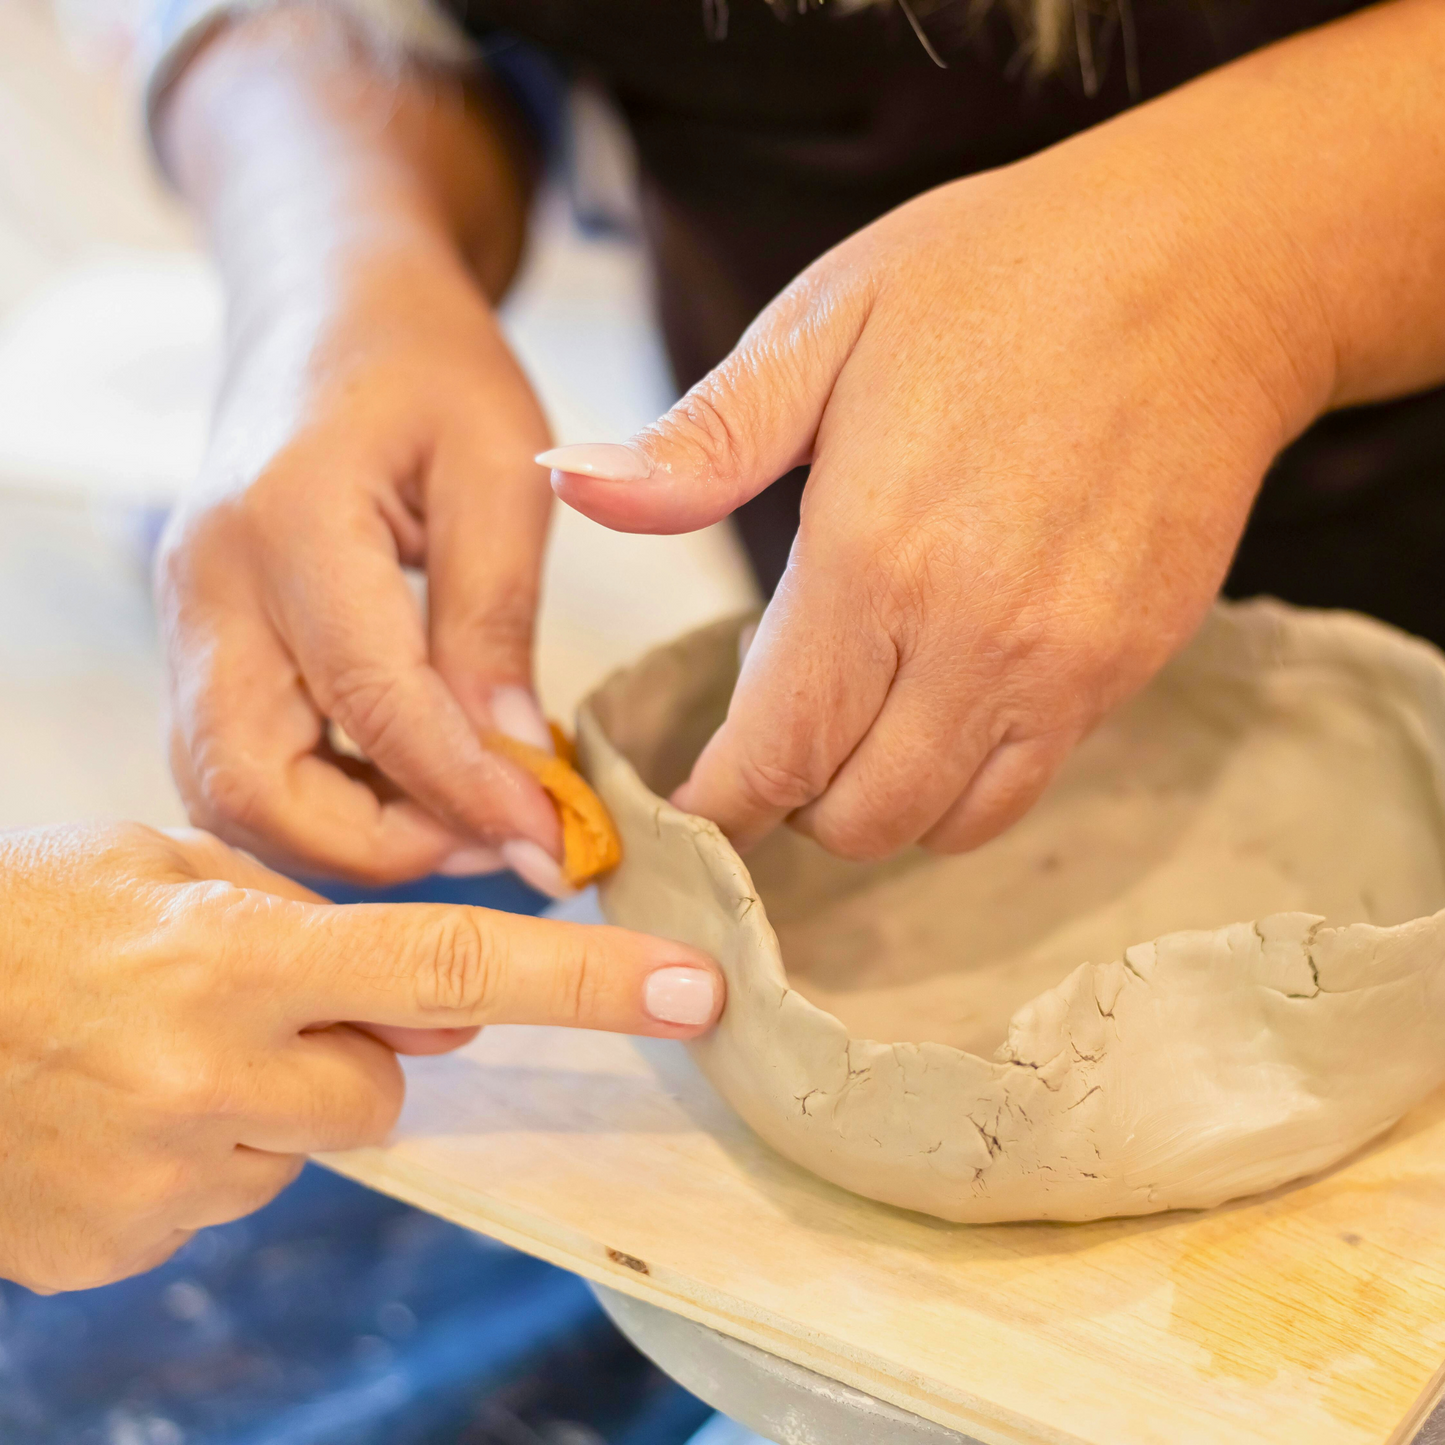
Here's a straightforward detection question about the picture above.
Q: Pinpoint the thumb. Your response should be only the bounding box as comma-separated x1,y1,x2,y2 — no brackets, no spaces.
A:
275,901,725,1040
540,272,868,535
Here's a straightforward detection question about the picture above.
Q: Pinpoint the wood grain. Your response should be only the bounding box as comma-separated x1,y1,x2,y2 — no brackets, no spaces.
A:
321,1023,1445,1445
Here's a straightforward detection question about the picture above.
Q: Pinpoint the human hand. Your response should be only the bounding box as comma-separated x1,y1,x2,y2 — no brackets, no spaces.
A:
157,245,568,892
0,823,722,1293
546,117,1335,860
155,11,572,892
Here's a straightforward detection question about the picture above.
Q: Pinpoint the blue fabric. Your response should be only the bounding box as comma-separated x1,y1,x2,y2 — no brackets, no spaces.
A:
312,868,551,911
0,872,714,1445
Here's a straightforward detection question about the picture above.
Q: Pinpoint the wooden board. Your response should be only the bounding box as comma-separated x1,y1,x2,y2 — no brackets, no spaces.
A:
321,1023,1445,1445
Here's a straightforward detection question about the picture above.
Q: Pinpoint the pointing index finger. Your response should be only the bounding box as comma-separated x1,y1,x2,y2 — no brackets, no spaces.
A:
266,899,724,1039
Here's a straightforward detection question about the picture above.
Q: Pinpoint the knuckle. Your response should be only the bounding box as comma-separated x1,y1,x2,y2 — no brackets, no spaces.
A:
192,746,275,838
862,527,948,627
436,578,536,671
235,465,308,539
322,665,412,759
165,827,234,879
808,753,929,863
921,806,999,856
555,934,604,1026
84,820,171,870
146,1052,244,1123
664,381,750,481
155,494,262,608
805,811,900,865
413,914,502,1018
733,750,825,815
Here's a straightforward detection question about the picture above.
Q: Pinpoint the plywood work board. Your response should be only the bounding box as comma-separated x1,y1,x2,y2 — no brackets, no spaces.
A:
321,1019,1445,1445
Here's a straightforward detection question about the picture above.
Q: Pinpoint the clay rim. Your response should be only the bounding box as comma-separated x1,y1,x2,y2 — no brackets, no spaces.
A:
577,598,1445,1069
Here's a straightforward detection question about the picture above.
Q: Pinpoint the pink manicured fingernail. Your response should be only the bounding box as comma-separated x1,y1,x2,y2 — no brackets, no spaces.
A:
644,967,719,1027
439,845,504,877
502,839,573,899
489,685,553,752
535,443,654,482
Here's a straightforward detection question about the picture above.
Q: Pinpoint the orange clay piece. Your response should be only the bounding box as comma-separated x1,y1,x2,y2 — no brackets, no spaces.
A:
482,724,622,887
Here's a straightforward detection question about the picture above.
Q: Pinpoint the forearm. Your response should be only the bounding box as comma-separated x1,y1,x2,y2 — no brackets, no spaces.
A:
1050,0,1445,437
153,4,534,490
156,5,529,316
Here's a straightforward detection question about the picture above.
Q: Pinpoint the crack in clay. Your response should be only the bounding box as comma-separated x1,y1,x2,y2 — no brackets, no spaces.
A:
1005,1057,1064,1091
1303,920,1325,994
1251,918,1325,998
965,1113,1003,1158
584,600,1445,1223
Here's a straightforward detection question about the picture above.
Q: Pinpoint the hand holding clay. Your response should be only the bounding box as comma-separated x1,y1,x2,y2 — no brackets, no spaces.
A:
155,12,569,894
548,112,1338,860
0,823,721,1293
155,245,569,891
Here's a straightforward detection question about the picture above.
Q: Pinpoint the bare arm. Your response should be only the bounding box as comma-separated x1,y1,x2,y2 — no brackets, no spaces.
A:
1063,0,1445,416
158,5,529,305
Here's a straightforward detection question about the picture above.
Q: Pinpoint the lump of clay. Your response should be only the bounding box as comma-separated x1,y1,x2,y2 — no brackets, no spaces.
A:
576,601,1445,1222
484,725,621,887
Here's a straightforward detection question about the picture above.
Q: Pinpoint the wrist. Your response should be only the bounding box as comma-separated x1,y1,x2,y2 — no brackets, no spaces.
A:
1035,113,1338,463
195,237,498,499
162,6,526,309
1062,0,1445,424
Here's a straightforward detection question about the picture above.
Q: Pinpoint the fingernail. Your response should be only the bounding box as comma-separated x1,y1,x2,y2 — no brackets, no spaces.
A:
489,685,553,752
535,443,653,483
439,845,504,877
644,966,720,1027
502,838,573,899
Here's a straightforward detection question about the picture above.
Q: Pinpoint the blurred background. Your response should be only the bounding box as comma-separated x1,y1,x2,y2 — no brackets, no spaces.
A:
0,1,759,1439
